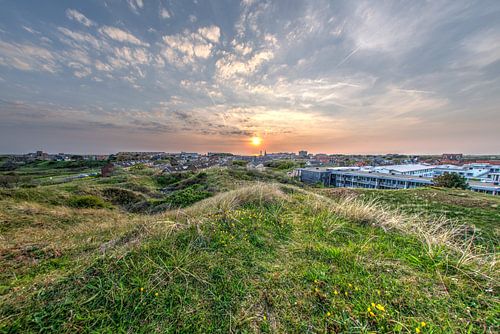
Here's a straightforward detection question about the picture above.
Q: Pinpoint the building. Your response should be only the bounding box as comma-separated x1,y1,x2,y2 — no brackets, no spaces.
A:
298,165,500,196
442,153,463,161
298,150,308,158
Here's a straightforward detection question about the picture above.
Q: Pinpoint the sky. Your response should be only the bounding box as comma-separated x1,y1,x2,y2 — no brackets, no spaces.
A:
0,0,499,155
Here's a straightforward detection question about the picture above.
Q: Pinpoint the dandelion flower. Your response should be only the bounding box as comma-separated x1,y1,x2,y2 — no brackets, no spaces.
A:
326,312,331,317
334,290,338,295
344,291,348,296
140,287,144,292
263,315,267,321
376,304,385,311
415,327,421,333
369,311,376,317
367,307,371,312
421,322,426,327
371,302,376,307
155,292,159,297
348,283,352,288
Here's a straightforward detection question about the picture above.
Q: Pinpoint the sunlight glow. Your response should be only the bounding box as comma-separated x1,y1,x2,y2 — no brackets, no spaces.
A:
251,136,262,146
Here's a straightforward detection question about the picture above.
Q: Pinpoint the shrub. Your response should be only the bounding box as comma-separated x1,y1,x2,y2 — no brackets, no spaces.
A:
162,186,212,208
67,195,108,208
433,173,469,189
155,172,192,187
232,160,248,167
102,187,145,206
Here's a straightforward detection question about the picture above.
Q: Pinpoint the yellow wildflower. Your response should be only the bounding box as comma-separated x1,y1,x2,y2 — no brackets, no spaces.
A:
367,307,371,312
369,311,376,317
140,287,144,292
344,291,348,296
263,315,267,321
416,327,421,333
421,322,427,327
348,283,352,288
155,292,159,297
326,312,331,317
334,290,338,295
376,304,385,312
371,302,376,307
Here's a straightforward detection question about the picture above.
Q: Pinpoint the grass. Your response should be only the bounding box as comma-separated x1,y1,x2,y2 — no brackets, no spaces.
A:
0,165,498,332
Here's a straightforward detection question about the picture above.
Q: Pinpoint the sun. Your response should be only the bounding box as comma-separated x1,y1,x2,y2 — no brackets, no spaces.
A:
250,136,262,146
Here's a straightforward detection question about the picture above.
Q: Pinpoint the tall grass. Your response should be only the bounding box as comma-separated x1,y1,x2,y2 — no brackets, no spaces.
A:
292,187,498,279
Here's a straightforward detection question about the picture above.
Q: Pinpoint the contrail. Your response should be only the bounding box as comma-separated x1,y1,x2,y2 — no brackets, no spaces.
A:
335,46,360,68
208,91,227,127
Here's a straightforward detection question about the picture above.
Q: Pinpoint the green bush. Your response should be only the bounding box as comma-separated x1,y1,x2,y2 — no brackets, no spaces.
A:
155,172,193,187
67,195,108,208
433,173,469,189
231,160,248,167
102,188,145,206
162,185,212,208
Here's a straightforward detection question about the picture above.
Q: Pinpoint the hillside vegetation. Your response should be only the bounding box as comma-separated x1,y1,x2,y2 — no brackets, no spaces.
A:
0,165,498,333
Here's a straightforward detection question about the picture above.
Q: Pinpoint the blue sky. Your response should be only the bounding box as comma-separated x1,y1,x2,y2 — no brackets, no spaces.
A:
0,0,499,154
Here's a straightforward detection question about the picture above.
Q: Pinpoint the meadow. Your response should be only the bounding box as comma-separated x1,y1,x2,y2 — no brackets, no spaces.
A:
0,163,498,333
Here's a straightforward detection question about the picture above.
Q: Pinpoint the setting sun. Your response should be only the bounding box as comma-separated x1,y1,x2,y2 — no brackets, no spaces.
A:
251,136,262,146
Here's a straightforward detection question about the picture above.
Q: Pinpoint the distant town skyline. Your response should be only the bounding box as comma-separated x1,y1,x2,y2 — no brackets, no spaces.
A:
1,0,500,155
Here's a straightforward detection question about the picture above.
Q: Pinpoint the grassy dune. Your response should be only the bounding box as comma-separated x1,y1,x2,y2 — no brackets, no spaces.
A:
0,167,498,333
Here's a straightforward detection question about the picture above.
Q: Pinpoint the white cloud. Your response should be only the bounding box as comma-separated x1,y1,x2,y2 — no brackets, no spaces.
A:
58,27,103,49
100,26,148,46
0,40,59,73
66,9,95,27
160,8,171,19
198,26,221,43
161,26,221,67
127,0,144,13
22,26,40,34
458,29,500,68
215,50,274,79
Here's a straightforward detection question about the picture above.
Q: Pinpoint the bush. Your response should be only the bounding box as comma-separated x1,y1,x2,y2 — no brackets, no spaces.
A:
67,195,108,208
162,186,212,208
232,160,248,167
433,173,469,189
264,160,303,170
102,187,145,206
155,172,193,187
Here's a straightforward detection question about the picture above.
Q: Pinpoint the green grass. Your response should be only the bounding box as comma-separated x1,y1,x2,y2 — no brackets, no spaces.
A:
320,187,500,250
0,166,498,333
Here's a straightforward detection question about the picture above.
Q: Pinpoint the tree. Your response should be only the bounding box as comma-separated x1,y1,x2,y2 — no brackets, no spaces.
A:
433,173,468,189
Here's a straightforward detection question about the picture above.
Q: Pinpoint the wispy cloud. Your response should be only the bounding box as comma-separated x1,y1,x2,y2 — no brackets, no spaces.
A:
66,9,95,27
100,26,149,46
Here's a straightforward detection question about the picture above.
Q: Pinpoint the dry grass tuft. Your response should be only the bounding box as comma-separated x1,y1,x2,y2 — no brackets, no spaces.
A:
163,182,287,223
288,186,498,279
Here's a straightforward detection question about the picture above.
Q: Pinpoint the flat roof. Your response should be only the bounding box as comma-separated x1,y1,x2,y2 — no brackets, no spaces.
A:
374,164,436,173
330,170,433,183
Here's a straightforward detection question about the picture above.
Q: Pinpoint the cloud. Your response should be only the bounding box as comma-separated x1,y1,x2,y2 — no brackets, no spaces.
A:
161,25,221,67
66,9,95,27
128,0,144,14
100,26,148,46
215,50,274,80
198,26,221,43
160,8,171,19
0,40,59,73
58,27,103,49
458,29,500,68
